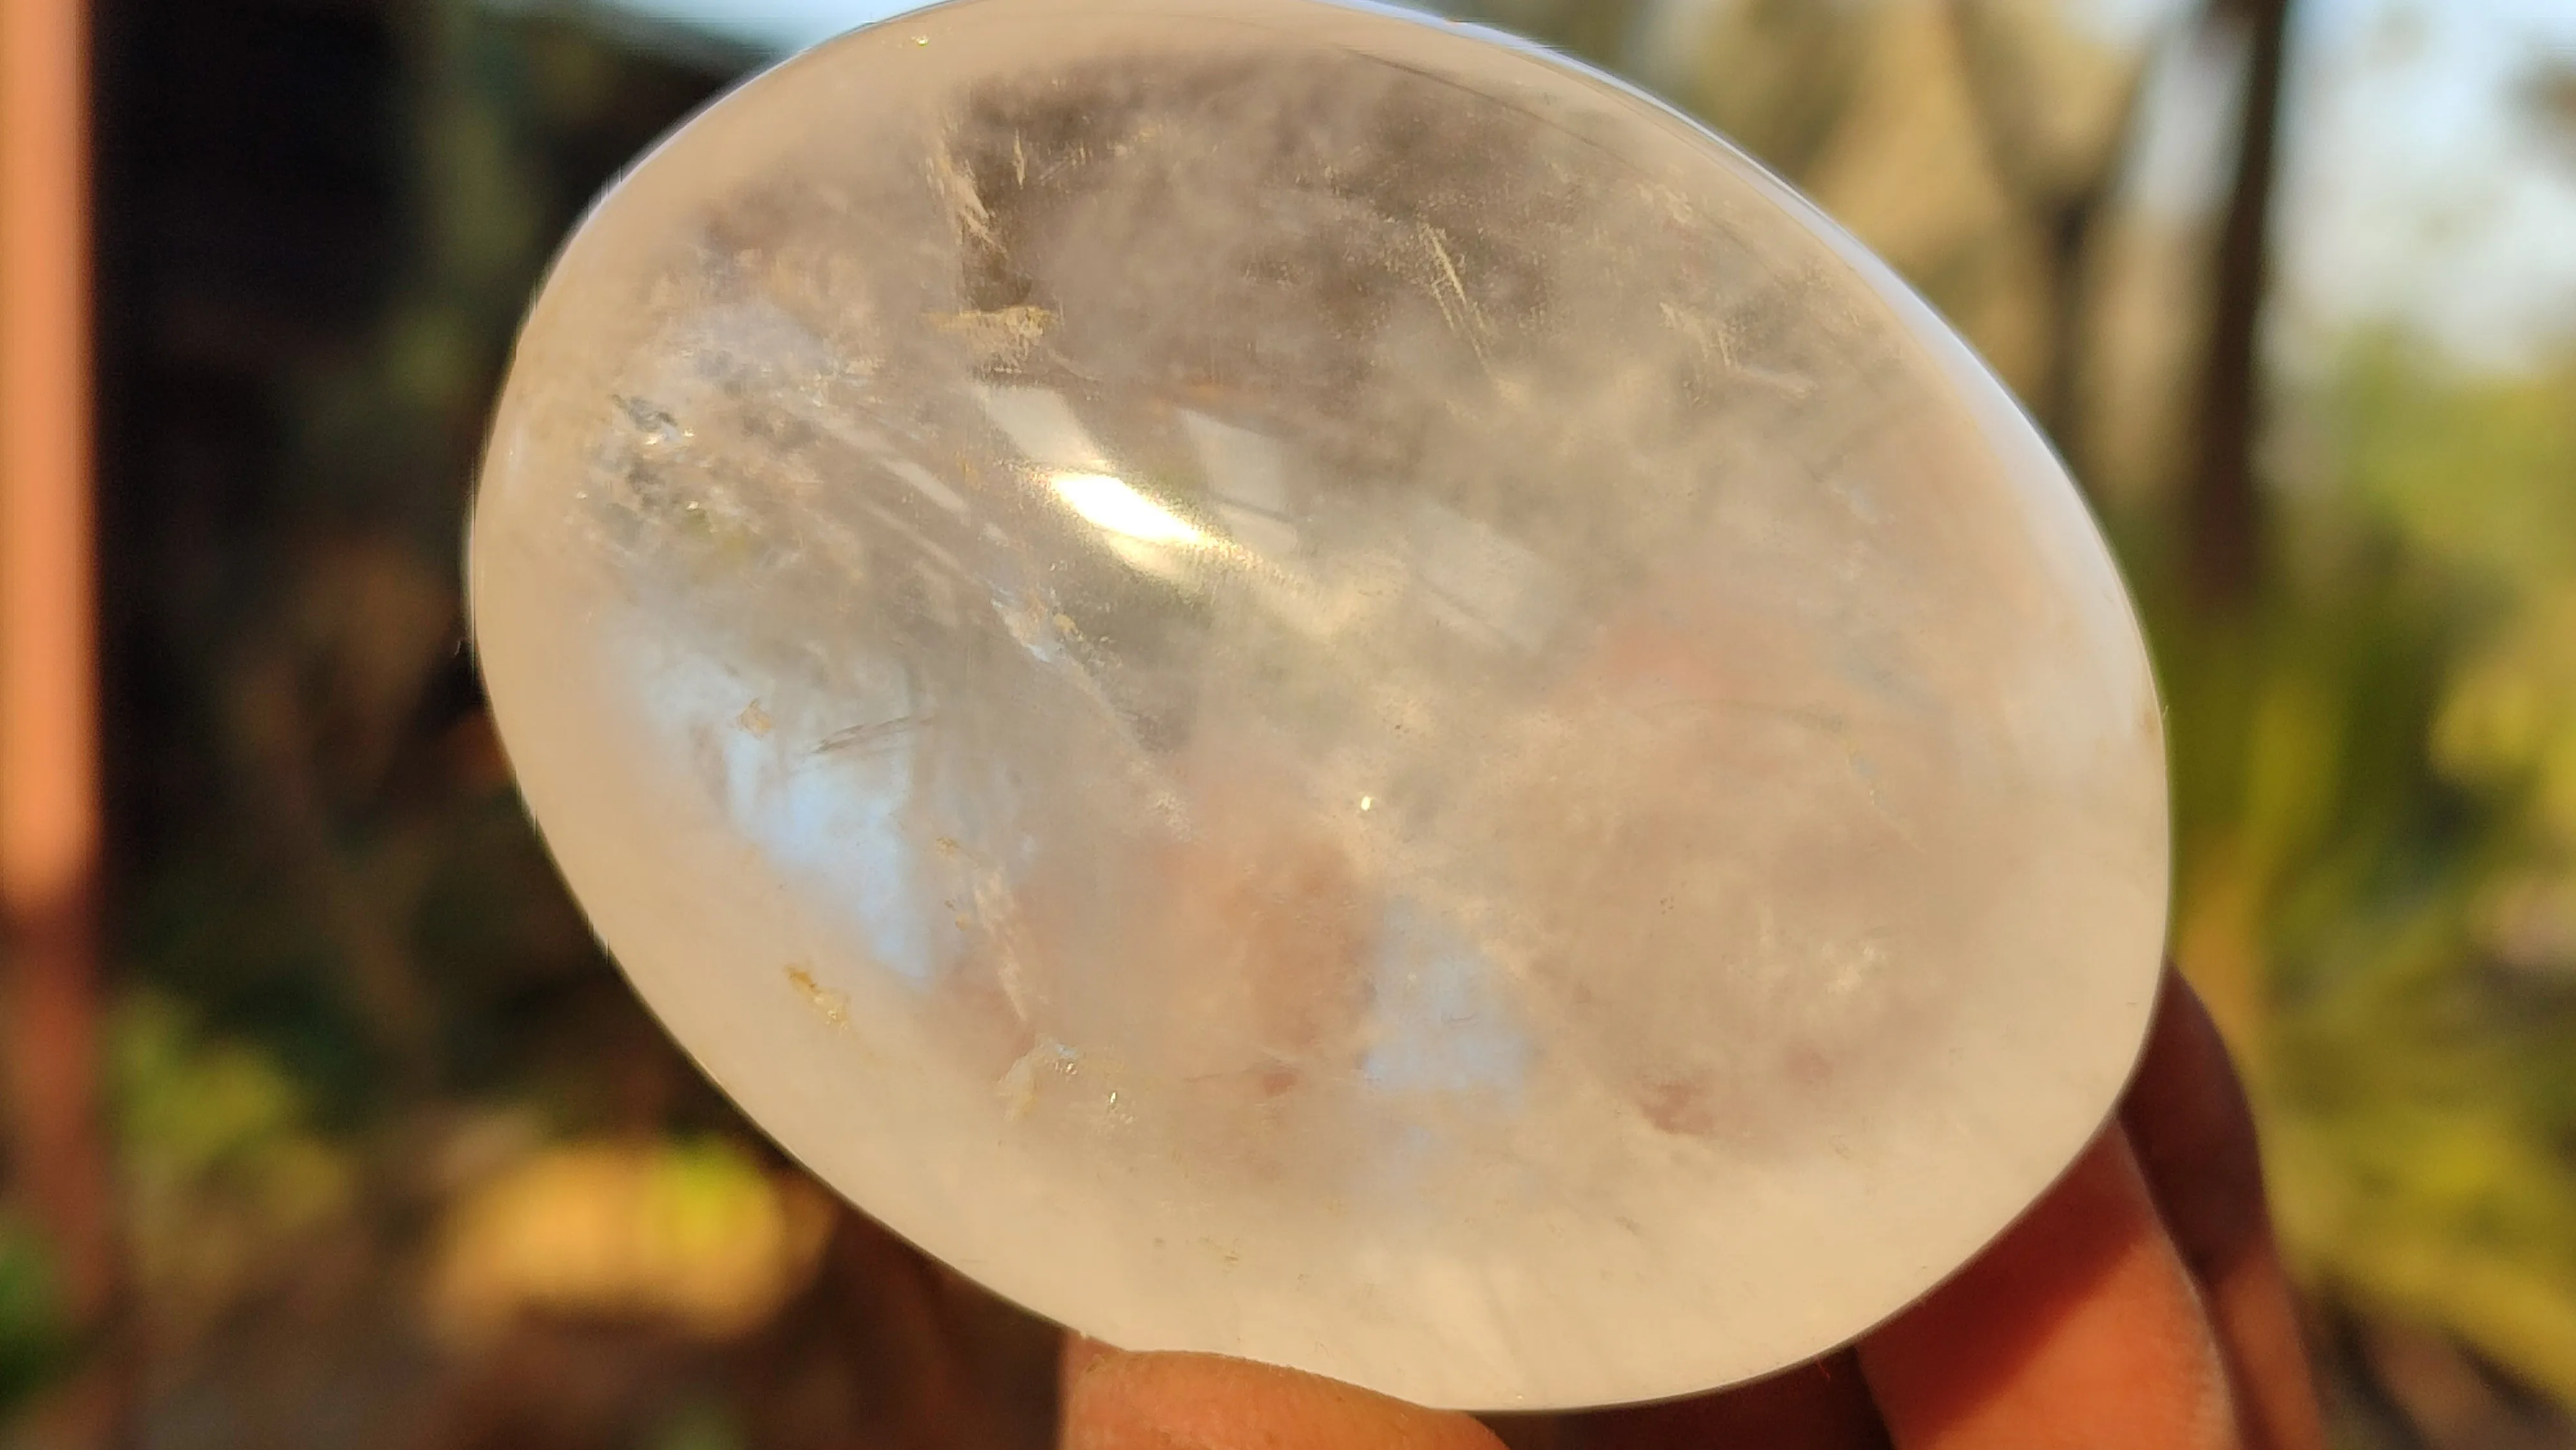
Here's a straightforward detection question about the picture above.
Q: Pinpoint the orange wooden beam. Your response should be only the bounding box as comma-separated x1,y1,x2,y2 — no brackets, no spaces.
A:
1,0,116,1348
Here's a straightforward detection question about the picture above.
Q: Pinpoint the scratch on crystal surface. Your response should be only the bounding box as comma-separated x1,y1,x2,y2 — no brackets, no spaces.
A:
927,142,996,245
811,715,922,758
1416,221,1490,367
1660,301,1735,367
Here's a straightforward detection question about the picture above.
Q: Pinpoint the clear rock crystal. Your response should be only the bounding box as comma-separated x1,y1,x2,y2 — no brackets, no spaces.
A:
468,0,2170,1411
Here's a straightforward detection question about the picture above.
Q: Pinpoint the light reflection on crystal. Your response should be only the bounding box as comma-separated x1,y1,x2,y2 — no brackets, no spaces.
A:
1361,900,1530,1099
1047,473,1211,547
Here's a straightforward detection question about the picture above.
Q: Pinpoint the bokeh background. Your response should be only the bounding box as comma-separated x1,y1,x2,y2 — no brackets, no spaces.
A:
1,0,2573,1444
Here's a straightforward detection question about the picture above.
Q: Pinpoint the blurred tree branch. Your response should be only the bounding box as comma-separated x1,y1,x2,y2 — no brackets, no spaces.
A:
2188,0,2294,612
1940,0,2151,482
2526,56,2576,172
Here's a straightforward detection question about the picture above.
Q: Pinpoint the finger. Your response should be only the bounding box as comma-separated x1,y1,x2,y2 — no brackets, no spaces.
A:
1061,1342,1509,1450
1062,1333,1115,1409
2119,972,2325,1450
1575,1351,1888,1450
1859,1127,2238,1450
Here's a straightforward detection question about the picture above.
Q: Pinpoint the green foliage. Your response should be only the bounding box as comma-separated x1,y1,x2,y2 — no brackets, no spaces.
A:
2340,339,2576,596
2140,334,2576,1403
111,992,359,1323
0,1216,71,1417
2339,346,2576,862
114,992,339,1200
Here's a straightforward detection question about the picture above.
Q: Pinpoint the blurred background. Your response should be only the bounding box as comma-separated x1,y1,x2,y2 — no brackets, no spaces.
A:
1,0,2572,1444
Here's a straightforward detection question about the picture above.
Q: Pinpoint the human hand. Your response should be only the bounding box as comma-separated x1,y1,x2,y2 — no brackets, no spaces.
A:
1058,969,2324,1450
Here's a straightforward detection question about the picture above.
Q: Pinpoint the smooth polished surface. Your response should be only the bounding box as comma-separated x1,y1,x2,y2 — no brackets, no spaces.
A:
469,0,2170,1411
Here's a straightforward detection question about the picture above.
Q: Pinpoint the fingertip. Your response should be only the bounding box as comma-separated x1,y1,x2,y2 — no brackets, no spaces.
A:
1859,1128,2237,1450
2121,968,2273,1276
1580,1352,1889,1450
2121,970,2327,1450
1060,1348,1507,1450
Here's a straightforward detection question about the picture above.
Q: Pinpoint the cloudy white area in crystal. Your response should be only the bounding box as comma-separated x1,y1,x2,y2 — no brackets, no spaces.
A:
468,0,2170,1412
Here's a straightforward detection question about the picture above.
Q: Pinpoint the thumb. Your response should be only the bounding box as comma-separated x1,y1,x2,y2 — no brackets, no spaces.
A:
1060,1341,1508,1450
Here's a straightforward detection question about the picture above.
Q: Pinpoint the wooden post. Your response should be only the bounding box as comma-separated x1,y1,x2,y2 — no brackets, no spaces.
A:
2,0,119,1432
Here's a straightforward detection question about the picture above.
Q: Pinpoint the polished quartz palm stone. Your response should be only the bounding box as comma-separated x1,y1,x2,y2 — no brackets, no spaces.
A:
468,0,2170,1411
